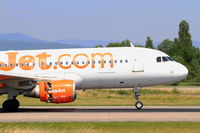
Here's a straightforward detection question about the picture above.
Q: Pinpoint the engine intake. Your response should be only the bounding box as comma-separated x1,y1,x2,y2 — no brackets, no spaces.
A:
24,80,76,103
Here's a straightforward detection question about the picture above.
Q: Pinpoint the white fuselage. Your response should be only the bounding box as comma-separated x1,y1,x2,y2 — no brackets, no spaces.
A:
0,47,188,90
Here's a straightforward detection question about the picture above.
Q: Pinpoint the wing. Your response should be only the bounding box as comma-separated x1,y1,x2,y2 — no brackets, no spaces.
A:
0,71,82,90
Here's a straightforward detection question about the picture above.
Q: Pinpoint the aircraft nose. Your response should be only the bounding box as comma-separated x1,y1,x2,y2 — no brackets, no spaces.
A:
175,63,188,79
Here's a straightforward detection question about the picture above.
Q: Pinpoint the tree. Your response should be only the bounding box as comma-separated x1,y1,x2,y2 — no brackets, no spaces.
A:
107,40,131,47
145,37,154,49
157,20,200,82
106,42,122,47
121,40,131,47
171,21,194,64
95,45,103,48
157,39,174,55
177,20,193,63
134,45,144,48
164,20,200,82
172,21,197,81
178,20,192,47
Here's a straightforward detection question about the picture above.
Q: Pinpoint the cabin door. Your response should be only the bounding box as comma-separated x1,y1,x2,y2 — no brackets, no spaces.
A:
132,59,144,72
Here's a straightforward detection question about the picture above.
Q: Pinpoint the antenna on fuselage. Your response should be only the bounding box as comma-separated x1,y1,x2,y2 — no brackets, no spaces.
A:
130,42,134,48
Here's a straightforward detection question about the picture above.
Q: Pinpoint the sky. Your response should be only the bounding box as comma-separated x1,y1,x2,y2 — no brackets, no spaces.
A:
0,0,199,43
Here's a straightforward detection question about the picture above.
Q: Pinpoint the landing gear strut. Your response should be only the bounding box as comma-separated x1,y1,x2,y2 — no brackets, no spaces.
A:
133,88,143,110
2,99,20,112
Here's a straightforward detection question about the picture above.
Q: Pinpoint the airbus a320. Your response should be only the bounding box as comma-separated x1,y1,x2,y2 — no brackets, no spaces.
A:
0,46,188,112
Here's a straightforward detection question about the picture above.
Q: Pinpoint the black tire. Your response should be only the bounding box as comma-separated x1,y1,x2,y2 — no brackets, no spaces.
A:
135,101,143,110
2,100,12,112
11,99,20,111
12,99,20,110
2,99,20,112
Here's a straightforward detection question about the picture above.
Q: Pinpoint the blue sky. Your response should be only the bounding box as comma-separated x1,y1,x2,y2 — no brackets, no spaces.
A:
0,0,199,42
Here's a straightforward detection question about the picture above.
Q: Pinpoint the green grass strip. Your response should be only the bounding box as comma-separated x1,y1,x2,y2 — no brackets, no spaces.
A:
0,122,200,133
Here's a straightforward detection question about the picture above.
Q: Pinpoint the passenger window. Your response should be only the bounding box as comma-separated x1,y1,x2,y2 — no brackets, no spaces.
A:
162,57,168,62
55,62,57,65
49,62,52,66
125,60,128,63
120,60,123,63
98,61,101,64
66,62,68,65
82,61,85,64
115,60,117,63
104,61,106,64
156,57,161,62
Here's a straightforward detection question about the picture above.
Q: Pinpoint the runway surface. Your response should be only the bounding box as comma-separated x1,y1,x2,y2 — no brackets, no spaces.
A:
1,106,200,122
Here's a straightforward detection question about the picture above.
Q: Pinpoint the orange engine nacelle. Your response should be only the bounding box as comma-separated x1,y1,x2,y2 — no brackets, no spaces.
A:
39,80,76,103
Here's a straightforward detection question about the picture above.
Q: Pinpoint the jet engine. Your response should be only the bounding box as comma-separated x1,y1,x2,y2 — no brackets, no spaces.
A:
24,80,76,103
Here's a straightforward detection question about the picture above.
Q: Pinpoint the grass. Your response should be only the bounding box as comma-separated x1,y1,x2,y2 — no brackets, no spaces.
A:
0,87,200,106
0,122,200,133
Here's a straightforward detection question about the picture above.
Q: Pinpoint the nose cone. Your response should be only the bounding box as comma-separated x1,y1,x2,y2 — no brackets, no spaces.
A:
175,63,188,80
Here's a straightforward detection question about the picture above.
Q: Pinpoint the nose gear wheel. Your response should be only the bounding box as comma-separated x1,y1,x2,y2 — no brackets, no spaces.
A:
133,88,143,110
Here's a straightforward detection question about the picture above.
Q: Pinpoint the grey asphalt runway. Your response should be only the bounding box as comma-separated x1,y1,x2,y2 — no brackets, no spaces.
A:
1,106,200,122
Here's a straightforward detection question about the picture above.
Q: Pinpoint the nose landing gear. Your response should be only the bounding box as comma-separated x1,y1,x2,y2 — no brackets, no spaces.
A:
133,88,143,110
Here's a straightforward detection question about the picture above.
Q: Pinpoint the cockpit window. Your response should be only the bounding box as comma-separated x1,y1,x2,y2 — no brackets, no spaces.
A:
162,57,168,62
167,57,174,61
156,56,174,63
156,57,161,62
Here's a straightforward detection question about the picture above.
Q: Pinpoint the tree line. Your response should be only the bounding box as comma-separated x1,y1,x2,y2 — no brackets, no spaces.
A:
96,20,200,83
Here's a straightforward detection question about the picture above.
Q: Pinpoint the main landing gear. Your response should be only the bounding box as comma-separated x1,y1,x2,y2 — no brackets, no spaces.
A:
133,88,143,110
2,88,20,112
2,99,20,112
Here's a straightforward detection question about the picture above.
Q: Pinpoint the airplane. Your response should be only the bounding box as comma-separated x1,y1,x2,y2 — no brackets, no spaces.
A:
0,46,188,112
